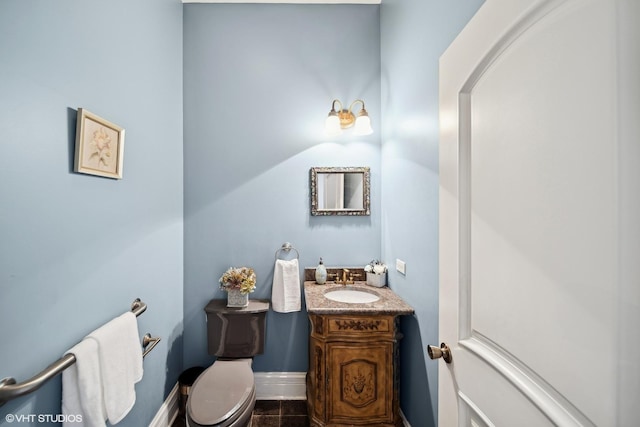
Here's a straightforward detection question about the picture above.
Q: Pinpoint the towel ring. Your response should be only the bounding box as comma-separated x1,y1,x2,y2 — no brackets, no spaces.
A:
275,242,299,260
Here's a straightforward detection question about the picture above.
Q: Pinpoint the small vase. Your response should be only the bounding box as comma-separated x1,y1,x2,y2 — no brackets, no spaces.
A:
226,288,249,308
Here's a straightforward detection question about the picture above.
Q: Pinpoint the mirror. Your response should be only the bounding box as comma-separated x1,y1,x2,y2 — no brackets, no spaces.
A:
310,167,370,216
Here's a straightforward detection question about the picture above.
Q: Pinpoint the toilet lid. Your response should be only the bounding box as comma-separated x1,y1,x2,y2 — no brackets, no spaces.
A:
188,360,254,426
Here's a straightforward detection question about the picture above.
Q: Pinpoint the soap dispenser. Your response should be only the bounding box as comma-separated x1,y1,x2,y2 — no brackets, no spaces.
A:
315,258,327,285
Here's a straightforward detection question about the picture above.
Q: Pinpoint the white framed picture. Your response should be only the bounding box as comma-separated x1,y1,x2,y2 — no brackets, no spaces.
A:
74,108,125,179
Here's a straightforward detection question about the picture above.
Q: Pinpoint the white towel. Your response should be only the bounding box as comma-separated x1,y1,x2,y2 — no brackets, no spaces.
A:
271,258,301,313
86,312,143,424
62,339,107,427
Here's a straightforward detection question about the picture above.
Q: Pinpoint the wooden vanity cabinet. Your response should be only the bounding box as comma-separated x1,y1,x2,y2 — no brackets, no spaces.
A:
307,313,403,427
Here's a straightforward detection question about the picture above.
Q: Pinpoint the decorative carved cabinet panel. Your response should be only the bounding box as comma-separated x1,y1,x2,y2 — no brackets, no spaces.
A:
307,314,402,427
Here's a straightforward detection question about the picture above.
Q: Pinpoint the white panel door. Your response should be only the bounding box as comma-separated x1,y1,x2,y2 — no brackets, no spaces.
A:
438,0,639,426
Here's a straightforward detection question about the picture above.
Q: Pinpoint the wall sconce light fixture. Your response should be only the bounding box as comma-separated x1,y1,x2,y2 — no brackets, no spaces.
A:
324,99,373,137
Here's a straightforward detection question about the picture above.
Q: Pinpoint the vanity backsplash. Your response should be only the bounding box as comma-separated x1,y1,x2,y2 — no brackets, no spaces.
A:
304,267,367,283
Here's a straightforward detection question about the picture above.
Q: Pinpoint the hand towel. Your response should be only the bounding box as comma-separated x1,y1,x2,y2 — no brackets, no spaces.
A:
62,338,106,427
86,312,143,424
271,258,301,313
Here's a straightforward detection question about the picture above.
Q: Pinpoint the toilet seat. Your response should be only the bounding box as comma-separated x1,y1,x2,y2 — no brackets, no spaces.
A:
186,359,255,427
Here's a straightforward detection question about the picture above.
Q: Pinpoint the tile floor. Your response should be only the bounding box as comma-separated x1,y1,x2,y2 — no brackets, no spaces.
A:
251,400,309,427
172,400,309,427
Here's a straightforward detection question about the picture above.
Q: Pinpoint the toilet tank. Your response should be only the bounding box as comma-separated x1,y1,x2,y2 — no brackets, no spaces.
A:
204,299,269,358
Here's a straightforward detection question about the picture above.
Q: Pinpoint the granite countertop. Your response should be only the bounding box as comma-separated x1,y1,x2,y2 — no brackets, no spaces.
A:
304,281,414,315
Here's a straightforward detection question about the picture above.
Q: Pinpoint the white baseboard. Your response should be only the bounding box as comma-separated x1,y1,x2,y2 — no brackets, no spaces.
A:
149,383,179,427
400,409,412,427
150,372,410,427
254,371,307,400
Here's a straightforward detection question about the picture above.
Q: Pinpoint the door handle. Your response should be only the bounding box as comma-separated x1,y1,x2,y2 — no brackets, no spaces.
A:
427,343,452,363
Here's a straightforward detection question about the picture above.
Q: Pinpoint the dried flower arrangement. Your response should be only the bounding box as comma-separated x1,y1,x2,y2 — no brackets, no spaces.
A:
364,260,387,275
219,267,257,295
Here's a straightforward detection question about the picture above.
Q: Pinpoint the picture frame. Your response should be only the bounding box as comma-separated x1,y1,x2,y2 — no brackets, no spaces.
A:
310,166,371,216
74,108,125,179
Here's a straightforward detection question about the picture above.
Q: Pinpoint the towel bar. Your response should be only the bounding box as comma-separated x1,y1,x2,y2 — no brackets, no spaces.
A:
142,333,161,357
0,298,160,407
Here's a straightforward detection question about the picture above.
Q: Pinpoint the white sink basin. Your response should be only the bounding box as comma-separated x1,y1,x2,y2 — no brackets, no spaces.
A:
324,288,380,304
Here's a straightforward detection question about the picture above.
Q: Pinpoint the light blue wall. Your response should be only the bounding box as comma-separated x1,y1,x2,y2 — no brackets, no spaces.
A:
183,4,381,371
0,1,184,426
380,0,483,425
0,1,488,424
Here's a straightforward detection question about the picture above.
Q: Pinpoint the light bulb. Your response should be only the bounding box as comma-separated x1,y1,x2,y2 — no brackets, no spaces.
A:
324,114,342,137
354,115,373,136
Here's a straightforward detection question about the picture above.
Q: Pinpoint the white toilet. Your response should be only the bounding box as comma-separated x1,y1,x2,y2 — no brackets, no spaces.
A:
186,300,269,427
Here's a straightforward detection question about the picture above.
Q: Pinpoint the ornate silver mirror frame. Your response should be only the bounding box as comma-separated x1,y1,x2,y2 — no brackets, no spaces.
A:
310,166,371,216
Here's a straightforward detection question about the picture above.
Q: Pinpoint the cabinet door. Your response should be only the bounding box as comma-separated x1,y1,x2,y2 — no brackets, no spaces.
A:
308,339,325,421
327,342,393,424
